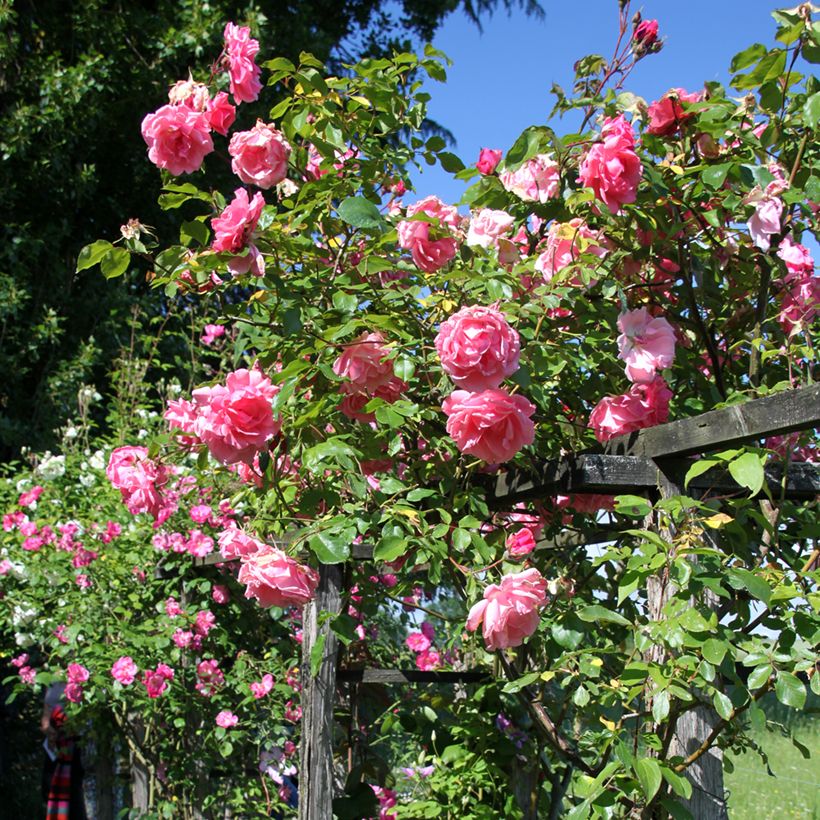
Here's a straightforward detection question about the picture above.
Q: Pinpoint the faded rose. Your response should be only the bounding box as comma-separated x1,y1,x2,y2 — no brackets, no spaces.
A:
499,154,560,203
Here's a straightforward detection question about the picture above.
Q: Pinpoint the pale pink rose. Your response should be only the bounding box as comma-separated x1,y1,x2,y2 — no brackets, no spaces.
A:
415,649,442,671
442,388,536,463
223,22,262,104
111,656,138,686
748,196,783,251
229,121,292,189
194,609,216,637
67,663,90,684
406,632,431,653
578,115,642,214
227,242,266,277
466,209,515,249
333,332,395,393
617,308,676,383
250,673,275,699
407,233,458,272
165,398,199,444
778,275,820,335
205,91,236,136
499,154,560,203
466,568,548,650
646,89,701,136
534,219,608,285
588,376,672,442
435,305,520,390
406,195,461,229
216,710,239,728
106,446,170,519
506,528,536,557
476,148,503,175
168,79,210,110
212,188,265,253
141,104,213,176
777,237,814,278
192,368,280,464
238,543,319,608
143,664,174,698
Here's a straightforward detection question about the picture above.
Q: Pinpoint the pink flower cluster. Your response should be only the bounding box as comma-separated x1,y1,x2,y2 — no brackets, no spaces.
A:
12,653,37,686
250,673,275,699
776,237,819,335
499,154,560,203
588,376,672,443
616,308,676,383
106,446,176,522
466,568,548,650
405,621,441,671
397,196,460,273
237,541,319,608
65,663,90,704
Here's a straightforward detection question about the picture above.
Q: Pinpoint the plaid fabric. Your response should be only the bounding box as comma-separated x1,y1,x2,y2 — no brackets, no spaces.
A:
46,705,75,820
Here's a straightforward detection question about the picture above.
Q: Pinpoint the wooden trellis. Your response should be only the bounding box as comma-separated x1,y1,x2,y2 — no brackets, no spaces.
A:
299,384,819,819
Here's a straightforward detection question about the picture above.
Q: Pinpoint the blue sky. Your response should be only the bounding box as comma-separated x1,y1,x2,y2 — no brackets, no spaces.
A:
412,0,788,203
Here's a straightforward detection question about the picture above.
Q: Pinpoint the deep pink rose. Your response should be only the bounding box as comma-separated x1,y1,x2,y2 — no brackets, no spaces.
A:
212,584,231,604
415,649,442,671
205,91,236,136
506,528,536,557
466,209,515,249
499,154,560,203
216,710,239,728
646,89,701,137
223,22,262,104
617,308,676,383
442,388,536,463
466,568,548,650
435,305,520,390
67,663,90,684
141,104,213,176
192,368,280,464
111,656,138,685
250,673,275,699
578,115,642,214
476,148,503,175
588,376,672,442
229,121,292,189
406,632,432,653
65,683,84,703
212,188,265,253
633,19,659,47
534,219,608,285
748,196,783,251
333,332,395,393
143,664,174,698
237,543,319,608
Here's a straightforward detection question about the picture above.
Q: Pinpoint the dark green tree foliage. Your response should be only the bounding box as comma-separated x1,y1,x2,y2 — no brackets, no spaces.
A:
0,0,542,458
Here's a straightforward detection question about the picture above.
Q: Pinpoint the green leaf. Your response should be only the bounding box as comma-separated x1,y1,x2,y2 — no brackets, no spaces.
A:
713,690,734,720
701,163,732,189
634,758,662,801
573,686,590,707
76,240,114,272
730,43,768,72
614,495,652,518
728,452,765,496
372,535,407,562
100,247,130,279
393,357,415,381
804,92,820,127
775,671,806,709
180,219,209,246
332,291,358,314
502,671,541,693
702,638,727,666
652,690,670,723
661,767,692,800
726,567,771,605
337,197,384,230
578,605,631,627
747,664,772,690
439,151,465,173
310,529,354,563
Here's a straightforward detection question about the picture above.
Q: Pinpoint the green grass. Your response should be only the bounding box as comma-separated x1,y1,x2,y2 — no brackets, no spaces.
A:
725,693,820,820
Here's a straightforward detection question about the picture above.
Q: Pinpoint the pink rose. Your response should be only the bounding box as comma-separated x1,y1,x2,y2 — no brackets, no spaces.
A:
111,656,138,686
204,91,236,136
777,237,814,278
578,115,642,214
397,196,461,273
106,446,171,520
212,188,265,253
216,710,239,728
646,89,701,137
223,22,262,104
466,209,515,249
195,659,224,697
143,664,174,698
192,368,280,464
229,121,292,189
250,673,275,699
194,609,216,637
67,663,89,684
499,154,560,203
435,305,520,390
748,196,783,251
778,274,820,335
616,308,676,383
333,332,395,393
476,148,503,175
633,19,659,47
165,597,184,617
237,543,319,608
406,632,431,653
534,219,608,285
442,388,536,463
506,528,536,557
466,568,548,650
218,527,265,560
141,104,213,176
415,649,442,671
212,584,231,604
588,376,672,442
65,683,84,703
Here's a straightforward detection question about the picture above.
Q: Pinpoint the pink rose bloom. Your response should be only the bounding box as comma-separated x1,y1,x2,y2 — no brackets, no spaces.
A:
165,597,184,617
65,683,84,703
556,494,616,514
229,121,291,189
190,504,212,524
67,663,90,684
0,559,11,575
499,154,560,203
633,18,659,47
141,104,213,176
507,528,536,557
333,332,395,393
476,148,503,174
250,673,275,699
18,485,43,507
11,653,29,668
19,666,37,686
778,275,820,335
533,219,608,285
216,710,239,728
212,584,231,605
195,659,224,697
223,22,262,104
143,664,174,698
406,632,431,653
397,196,461,273
106,446,170,520
165,398,199,443
218,527,265,560
238,543,319,608
435,305,520,390
748,195,783,251
111,656,138,686
777,237,814,278
192,368,280,464
442,388,536,463
173,629,194,648
617,308,676,383
212,188,265,253
406,195,461,229
646,89,700,137
588,376,672,443
205,91,236,136
194,609,216,637
466,568,548,650
466,209,515,249
186,529,214,558
415,649,442,671
578,115,642,214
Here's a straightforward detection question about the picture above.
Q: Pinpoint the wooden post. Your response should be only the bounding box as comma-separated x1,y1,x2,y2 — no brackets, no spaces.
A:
300,564,343,820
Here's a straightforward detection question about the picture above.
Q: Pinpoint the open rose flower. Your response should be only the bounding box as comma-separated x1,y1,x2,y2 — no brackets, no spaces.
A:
218,527,266,561
143,664,174,699
442,388,535,463
616,308,676,383
223,22,262,104
747,194,783,251
216,710,239,728
333,332,395,393
229,121,292,189
111,656,138,686
397,196,460,273
466,568,548,650
499,154,560,203
534,219,608,286
238,542,319,608
435,305,520,390
106,446,172,520
212,188,265,253
205,91,236,136
588,376,672,442
141,104,213,176
466,209,515,249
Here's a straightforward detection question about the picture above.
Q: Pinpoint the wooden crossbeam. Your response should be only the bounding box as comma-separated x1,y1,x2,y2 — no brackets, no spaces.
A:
337,668,488,684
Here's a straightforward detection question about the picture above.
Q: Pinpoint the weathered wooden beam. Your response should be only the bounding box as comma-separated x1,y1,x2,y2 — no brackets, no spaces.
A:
337,668,488,684
606,383,820,459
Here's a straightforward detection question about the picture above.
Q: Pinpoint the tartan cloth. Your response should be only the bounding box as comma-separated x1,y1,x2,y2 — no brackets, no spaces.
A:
46,705,76,820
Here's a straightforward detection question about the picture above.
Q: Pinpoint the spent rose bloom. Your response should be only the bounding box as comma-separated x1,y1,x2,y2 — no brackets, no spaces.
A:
466,568,548,650
223,22,262,104
777,237,814,278
238,543,320,608
442,388,536,463
616,308,676,383
506,528,536,557
168,79,210,111
466,209,515,249
588,376,672,443
216,710,239,728
746,191,783,251
499,154,560,203
476,148,503,175
229,121,292,189
435,305,520,391
111,656,138,686
333,332,395,393
578,115,642,214
192,368,280,464
141,104,213,176
211,188,265,253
